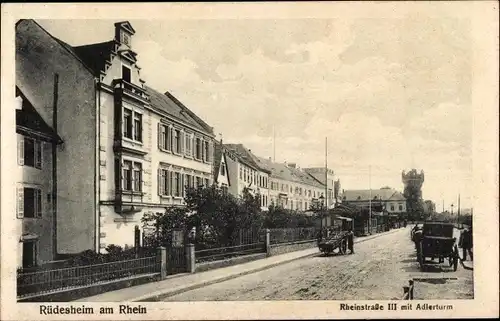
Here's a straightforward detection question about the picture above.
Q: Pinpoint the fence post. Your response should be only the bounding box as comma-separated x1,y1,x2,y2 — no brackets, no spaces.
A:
403,286,409,300
186,243,195,273
134,226,141,258
265,229,271,257
157,246,167,280
409,279,414,299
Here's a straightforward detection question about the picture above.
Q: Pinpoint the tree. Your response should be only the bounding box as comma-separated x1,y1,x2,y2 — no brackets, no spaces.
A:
142,185,263,248
402,169,425,221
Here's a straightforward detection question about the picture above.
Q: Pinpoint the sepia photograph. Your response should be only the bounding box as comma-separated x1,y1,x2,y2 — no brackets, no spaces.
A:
1,2,498,320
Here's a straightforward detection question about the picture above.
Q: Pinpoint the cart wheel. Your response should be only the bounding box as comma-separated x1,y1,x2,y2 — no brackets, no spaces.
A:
453,246,459,271
418,243,425,271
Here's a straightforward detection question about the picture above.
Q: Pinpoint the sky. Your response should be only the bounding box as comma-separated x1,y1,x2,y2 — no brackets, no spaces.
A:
37,17,473,210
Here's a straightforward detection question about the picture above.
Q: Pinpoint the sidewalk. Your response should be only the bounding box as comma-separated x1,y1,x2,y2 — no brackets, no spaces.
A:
76,227,403,302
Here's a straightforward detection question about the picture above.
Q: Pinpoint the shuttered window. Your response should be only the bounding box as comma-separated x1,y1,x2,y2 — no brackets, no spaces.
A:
17,187,42,218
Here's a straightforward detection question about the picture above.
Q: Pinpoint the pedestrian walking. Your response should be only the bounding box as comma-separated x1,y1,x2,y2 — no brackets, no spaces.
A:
459,227,473,261
347,228,355,254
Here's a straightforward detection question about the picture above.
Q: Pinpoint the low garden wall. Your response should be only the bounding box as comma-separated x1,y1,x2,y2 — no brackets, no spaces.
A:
269,239,317,256
195,253,267,273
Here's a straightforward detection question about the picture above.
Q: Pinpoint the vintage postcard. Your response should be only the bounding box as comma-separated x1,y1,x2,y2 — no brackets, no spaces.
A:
1,1,498,320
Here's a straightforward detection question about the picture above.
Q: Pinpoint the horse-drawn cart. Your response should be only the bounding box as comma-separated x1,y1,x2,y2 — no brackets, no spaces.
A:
317,216,353,256
415,221,459,272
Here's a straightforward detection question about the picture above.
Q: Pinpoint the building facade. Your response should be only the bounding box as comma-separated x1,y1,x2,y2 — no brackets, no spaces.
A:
342,187,407,214
303,167,336,209
16,20,215,255
15,88,63,267
221,144,271,211
255,158,327,212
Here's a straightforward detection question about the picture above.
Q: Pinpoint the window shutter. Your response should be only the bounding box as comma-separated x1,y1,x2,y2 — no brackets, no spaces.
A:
35,141,43,169
169,127,174,151
168,171,173,196
36,189,42,218
158,123,162,150
157,168,163,195
121,161,125,190
17,187,24,218
191,135,195,157
201,140,206,162
18,136,24,165
166,126,171,151
208,141,213,163
181,174,185,197
180,131,185,154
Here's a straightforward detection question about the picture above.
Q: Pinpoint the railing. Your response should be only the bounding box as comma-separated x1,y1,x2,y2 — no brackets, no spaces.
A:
401,279,415,300
269,227,317,245
195,242,265,263
17,256,159,298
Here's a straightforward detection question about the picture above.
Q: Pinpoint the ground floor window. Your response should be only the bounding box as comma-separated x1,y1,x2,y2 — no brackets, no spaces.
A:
17,186,42,218
22,240,37,268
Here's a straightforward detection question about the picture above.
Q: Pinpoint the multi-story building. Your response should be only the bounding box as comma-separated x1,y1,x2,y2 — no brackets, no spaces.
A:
303,167,336,209
16,19,215,255
254,158,327,211
214,143,271,211
15,87,63,267
342,187,407,214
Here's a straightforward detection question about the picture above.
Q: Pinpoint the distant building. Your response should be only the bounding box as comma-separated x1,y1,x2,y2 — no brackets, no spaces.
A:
303,167,336,209
342,187,407,214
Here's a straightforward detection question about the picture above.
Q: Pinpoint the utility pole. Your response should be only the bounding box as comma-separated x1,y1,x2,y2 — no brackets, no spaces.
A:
273,125,276,162
457,194,461,225
325,137,328,210
369,165,372,235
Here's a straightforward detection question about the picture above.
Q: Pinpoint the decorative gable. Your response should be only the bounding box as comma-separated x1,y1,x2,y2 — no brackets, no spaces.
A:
114,21,136,49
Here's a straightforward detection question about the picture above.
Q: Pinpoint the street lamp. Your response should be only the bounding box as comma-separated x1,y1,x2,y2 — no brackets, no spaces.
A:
451,203,454,216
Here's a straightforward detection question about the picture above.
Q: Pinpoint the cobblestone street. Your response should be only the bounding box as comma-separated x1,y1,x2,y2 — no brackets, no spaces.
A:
164,227,474,301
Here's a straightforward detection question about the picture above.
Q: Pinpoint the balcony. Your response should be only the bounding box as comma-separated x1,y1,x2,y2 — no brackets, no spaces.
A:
113,79,149,103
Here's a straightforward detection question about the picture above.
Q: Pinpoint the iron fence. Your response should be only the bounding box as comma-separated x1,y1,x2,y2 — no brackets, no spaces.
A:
269,227,317,245
17,255,159,298
195,242,265,263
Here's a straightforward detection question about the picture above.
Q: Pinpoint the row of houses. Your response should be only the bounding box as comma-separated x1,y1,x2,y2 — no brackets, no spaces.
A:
13,19,408,269
213,143,340,212
14,20,344,268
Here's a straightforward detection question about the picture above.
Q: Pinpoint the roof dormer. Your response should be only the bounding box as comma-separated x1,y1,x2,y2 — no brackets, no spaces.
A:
114,21,136,49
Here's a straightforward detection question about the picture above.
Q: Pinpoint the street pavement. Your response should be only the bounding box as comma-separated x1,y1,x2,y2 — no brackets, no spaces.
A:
162,226,474,301
77,228,399,302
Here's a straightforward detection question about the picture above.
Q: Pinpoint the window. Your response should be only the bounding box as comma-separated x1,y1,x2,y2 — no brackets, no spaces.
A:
399,204,403,211
133,113,142,141
390,205,395,211
158,124,172,151
18,137,42,169
174,129,182,154
195,138,202,160
122,32,131,46
22,241,37,268
122,160,142,192
122,65,131,83
204,178,209,187
159,169,171,196
123,108,142,142
239,167,242,179
133,163,142,192
196,176,203,187
204,141,209,162
172,172,183,197
17,187,42,218
305,202,308,210
220,163,226,176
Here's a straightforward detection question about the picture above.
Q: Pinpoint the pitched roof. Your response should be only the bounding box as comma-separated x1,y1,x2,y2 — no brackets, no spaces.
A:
224,143,271,173
146,87,213,134
253,156,325,189
72,41,117,76
16,87,62,143
343,187,405,202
